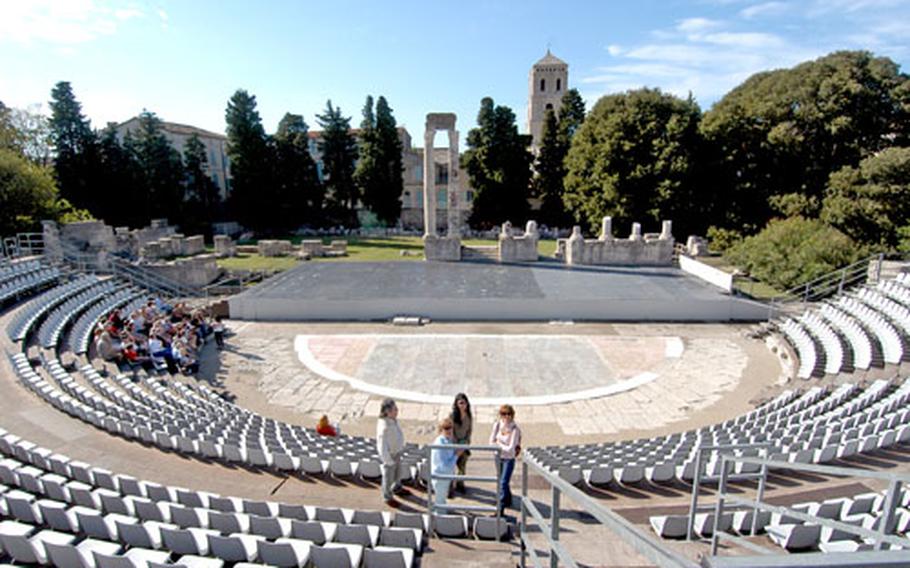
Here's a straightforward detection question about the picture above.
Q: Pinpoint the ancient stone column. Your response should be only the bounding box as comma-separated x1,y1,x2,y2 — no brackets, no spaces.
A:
423,128,436,237
566,226,584,265
447,129,460,237
599,216,613,241
660,220,673,241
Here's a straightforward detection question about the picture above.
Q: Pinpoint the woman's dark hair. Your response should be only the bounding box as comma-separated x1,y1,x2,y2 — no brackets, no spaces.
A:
451,392,472,426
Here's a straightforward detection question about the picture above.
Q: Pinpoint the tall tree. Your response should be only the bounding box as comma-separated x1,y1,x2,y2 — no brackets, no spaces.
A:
133,111,185,225
225,89,273,232
48,81,99,212
701,50,910,233
316,100,359,226
355,95,404,226
563,88,702,235
182,133,221,235
94,124,141,227
556,88,586,145
532,89,586,229
463,97,533,229
821,146,910,251
274,113,322,230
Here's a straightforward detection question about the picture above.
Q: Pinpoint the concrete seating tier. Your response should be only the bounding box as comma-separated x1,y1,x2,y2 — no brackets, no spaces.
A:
779,319,823,379
7,275,100,343
69,289,145,356
651,487,910,553
10,351,428,485
0,266,60,307
0,426,465,567
798,313,844,375
526,379,910,488
37,281,123,350
0,259,44,285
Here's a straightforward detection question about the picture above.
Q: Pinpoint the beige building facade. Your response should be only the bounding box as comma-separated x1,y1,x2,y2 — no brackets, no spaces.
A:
115,117,232,200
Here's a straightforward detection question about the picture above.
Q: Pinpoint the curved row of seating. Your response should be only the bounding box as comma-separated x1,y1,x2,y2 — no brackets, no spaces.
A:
775,273,910,379
0,265,60,307
0,259,44,284
527,378,910,488
0,426,506,567
69,289,145,356
650,486,910,552
38,281,124,350
8,275,99,343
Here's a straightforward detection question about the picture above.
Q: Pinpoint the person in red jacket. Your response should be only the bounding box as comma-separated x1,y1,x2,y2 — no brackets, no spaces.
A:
316,415,338,437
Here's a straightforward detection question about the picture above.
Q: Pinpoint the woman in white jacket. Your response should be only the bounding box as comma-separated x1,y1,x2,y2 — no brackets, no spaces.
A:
377,398,406,506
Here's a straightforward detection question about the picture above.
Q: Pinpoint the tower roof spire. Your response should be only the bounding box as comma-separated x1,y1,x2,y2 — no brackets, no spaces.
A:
535,50,566,67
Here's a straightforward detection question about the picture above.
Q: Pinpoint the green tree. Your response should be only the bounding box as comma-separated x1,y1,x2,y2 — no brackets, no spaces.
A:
726,216,865,290
225,89,274,232
532,108,572,227
0,103,52,166
182,133,221,235
0,148,64,236
133,111,186,225
274,113,322,230
463,97,533,229
316,100,359,226
563,88,702,235
701,50,910,232
95,124,142,227
373,96,404,225
821,146,910,251
557,88,586,145
355,96,404,226
48,81,99,213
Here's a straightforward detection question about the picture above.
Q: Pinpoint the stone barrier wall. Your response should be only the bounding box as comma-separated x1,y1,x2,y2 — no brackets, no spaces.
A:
564,217,674,266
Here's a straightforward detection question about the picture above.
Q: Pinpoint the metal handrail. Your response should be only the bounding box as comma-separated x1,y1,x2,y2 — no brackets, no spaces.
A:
708,455,910,559
520,457,697,568
768,253,885,318
426,442,503,538
687,443,772,540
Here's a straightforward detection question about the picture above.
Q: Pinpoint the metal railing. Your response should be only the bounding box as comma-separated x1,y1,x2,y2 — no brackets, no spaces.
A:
768,253,885,318
2,232,44,259
519,458,697,568
707,455,910,561
426,443,502,537
110,257,202,299
687,443,771,540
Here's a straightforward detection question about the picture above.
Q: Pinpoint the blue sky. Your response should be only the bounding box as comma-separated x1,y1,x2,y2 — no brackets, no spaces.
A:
1,0,907,147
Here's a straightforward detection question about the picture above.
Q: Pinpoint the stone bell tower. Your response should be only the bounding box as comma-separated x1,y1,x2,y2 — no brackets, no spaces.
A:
527,49,568,150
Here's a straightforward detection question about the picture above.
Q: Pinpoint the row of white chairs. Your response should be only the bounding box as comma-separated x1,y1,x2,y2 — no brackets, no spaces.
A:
8,275,99,342
69,290,145,355
38,281,122,349
0,267,59,306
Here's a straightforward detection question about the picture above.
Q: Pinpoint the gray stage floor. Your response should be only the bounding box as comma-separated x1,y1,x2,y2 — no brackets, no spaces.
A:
229,260,769,321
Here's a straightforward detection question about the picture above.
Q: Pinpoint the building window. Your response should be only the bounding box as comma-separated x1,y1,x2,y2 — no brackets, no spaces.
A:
546,103,553,111
437,189,447,207
417,191,423,207
540,78,546,92
415,165,423,182
466,191,474,203
316,161,325,182
436,163,448,184
556,78,561,91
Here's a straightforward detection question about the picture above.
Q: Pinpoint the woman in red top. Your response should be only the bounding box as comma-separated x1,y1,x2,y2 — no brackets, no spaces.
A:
316,415,338,437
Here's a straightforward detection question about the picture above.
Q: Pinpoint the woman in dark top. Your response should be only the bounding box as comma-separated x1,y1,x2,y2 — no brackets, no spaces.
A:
450,392,472,495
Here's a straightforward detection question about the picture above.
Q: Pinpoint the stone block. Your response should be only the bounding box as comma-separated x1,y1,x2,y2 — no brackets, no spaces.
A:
214,235,236,258
300,240,325,257
329,240,348,255
424,235,461,261
258,239,294,257
183,235,205,256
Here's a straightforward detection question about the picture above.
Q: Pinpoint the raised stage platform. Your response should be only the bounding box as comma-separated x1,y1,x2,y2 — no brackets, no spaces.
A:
228,261,770,322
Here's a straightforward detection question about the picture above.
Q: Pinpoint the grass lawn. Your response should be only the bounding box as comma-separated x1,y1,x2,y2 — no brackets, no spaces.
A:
217,236,561,272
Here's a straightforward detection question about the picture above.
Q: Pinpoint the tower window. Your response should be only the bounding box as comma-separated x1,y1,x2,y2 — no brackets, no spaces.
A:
545,103,553,111
556,78,561,91
540,78,545,92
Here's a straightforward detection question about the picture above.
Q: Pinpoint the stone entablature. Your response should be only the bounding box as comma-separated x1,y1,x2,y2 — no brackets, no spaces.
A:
300,240,348,258
140,234,206,260
258,240,294,257
213,235,236,258
499,220,539,262
563,217,674,266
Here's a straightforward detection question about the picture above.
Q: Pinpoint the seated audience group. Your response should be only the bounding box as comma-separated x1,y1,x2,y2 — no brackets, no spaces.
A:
93,298,214,374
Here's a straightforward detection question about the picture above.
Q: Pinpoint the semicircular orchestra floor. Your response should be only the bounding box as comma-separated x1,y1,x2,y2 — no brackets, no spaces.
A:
215,322,781,445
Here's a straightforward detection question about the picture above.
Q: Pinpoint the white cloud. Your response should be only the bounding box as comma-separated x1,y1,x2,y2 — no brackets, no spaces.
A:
676,17,723,35
739,2,788,19
581,16,821,105
0,0,145,45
